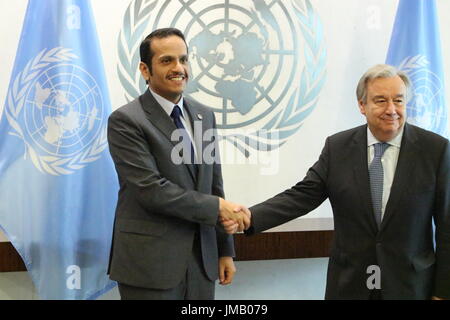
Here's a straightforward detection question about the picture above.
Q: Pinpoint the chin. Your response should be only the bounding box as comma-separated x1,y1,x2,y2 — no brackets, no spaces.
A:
172,86,185,94
168,88,184,96
382,128,401,138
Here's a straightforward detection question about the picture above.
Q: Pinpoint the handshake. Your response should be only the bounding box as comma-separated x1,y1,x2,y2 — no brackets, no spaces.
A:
218,198,251,234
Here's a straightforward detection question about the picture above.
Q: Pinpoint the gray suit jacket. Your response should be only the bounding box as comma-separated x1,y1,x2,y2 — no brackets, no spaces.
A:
107,89,234,290
247,123,450,299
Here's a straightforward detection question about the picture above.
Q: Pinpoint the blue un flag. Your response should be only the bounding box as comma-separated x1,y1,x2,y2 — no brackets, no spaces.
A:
0,0,118,299
386,0,449,138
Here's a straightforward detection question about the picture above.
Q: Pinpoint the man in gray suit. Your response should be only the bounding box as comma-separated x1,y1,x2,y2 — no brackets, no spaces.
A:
225,64,450,300
107,28,249,300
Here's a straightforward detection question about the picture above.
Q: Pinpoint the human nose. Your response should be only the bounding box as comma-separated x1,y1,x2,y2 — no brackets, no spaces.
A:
385,99,397,114
172,59,185,73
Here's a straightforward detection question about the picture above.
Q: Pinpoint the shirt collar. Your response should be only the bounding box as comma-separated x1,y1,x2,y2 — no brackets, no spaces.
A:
148,87,185,118
367,124,404,148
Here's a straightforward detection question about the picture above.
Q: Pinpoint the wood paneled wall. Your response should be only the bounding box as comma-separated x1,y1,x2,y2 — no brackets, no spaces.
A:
0,230,334,272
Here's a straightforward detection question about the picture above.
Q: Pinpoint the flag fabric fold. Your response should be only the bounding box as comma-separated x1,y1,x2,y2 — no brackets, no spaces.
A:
0,0,117,299
386,0,449,138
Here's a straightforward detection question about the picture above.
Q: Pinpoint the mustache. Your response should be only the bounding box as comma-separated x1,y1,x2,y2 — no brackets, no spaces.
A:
167,72,188,78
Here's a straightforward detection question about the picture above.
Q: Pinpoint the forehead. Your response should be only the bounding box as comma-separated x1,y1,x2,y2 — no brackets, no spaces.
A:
151,35,187,57
367,76,406,96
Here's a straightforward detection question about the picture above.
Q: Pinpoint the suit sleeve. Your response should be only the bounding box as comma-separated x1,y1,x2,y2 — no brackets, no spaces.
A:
107,109,219,226
209,114,235,257
247,137,330,234
433,139,450,298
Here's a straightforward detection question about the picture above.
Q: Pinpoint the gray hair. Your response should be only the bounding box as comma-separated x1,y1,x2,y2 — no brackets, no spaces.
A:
356,64,412,104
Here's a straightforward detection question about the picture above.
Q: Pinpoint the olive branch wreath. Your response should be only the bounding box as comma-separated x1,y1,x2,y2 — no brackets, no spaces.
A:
5,47,108,176
398,54,429,73
117,0,158,102
396,54,428,107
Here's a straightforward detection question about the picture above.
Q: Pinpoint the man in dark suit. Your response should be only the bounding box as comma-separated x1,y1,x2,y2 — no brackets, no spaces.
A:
225,64,450,300
107,28,249,300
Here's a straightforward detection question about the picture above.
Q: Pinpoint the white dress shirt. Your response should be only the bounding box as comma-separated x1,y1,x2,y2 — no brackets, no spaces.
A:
367,125,404,220
149,88,198,159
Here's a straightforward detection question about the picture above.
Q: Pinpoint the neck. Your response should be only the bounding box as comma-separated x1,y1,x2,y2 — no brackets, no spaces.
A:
368,125,403,143
148,86,182,104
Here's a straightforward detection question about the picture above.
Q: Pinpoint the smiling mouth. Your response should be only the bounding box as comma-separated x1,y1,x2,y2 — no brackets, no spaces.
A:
382,119,400,127
168,74,186,81
381,116,400,122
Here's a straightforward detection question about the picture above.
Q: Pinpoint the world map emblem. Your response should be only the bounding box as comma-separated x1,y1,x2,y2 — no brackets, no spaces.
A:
5,48,108,175
398,55,449,137
118,0,327,155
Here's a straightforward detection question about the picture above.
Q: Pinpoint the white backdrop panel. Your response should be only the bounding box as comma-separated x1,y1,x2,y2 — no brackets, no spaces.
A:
1,0,449,237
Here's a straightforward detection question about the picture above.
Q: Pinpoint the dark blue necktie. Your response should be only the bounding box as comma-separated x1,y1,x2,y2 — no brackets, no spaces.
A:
369,142,390,228
170,105,196,166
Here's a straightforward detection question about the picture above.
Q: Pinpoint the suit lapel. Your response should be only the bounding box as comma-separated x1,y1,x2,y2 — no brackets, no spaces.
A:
380,123,419,230
139,90,197,183
139,90,178,146
351,126,379,234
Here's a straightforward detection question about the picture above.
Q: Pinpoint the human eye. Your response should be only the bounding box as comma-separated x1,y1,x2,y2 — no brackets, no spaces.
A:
394,98,404,104
374,98,386,105
161,57,172,64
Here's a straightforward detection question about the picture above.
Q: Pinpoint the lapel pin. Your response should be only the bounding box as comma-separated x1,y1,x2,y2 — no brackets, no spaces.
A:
197,114,203,120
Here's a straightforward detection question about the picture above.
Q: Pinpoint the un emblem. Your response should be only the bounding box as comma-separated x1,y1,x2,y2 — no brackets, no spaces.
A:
118,0,327,155
398,55,448,136
5,48,108,175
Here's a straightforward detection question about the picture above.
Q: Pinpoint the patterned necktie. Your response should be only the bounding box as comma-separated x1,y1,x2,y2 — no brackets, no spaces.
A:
369,142,390,228
170,105,196,167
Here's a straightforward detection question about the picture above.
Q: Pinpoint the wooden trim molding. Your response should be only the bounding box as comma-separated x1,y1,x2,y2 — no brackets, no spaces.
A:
234,230,334,261
0,230,334,272
0,242,27,272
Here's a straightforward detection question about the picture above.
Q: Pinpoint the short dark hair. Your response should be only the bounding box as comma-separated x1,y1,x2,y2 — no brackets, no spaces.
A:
139,28,188,75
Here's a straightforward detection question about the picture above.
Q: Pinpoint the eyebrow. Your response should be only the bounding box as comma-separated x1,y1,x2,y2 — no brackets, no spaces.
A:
158,54,188,60
372,94,405,99
158,55,173,60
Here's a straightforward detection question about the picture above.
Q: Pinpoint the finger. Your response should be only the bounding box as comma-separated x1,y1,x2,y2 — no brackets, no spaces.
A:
223,267,236,285
221,219,235,227
220,269,230,285
221,271,231,285
225,224,239,234
225,225,238,234
219,265,225,284
236,215,245,232
221,220,238,233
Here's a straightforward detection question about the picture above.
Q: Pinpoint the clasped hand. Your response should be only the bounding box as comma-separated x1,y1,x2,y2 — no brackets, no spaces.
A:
219,198,251,234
